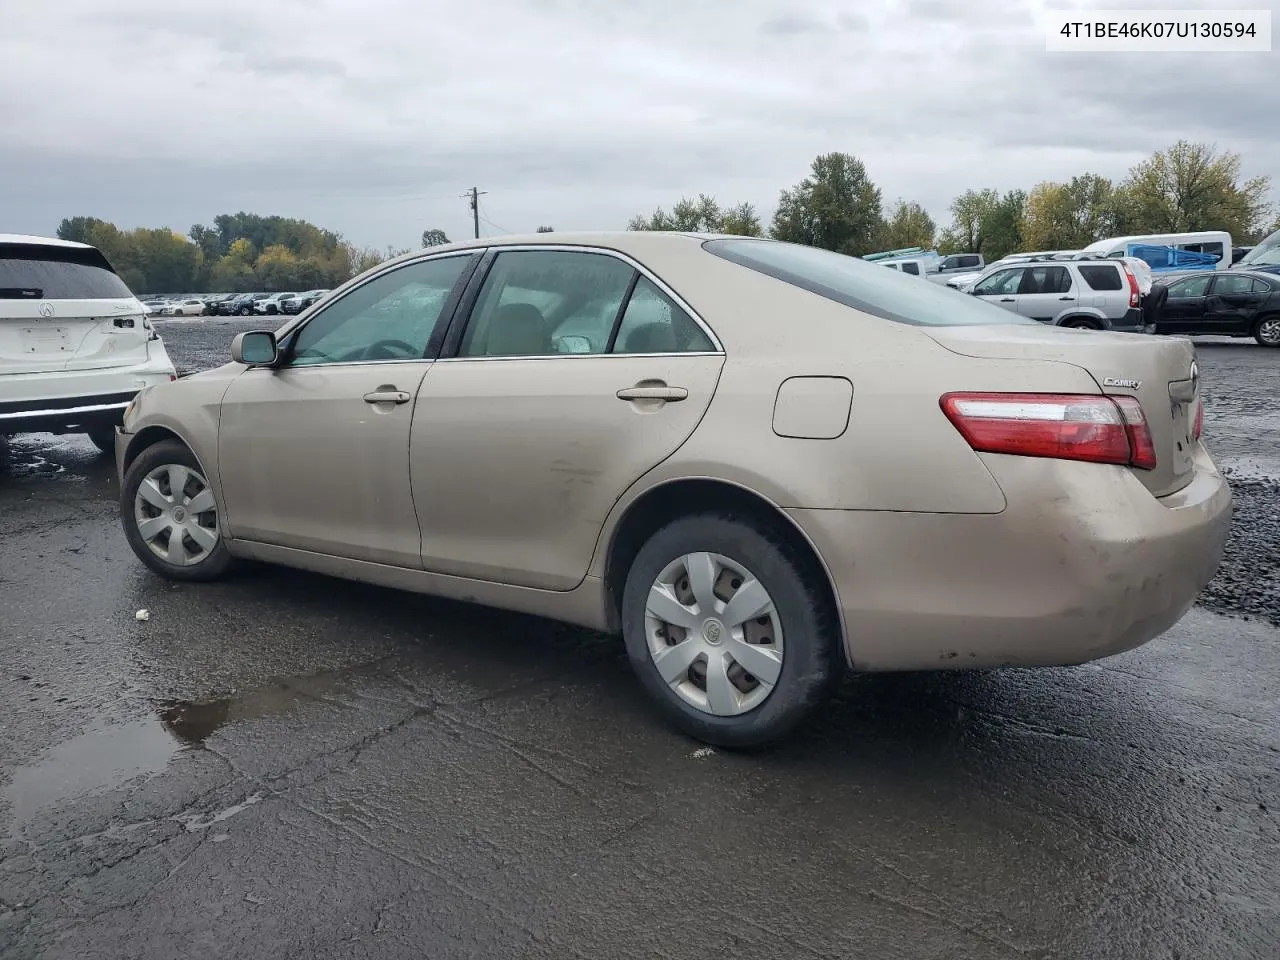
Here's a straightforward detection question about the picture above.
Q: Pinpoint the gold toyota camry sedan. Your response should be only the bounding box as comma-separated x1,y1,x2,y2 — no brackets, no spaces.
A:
115,232,1232,746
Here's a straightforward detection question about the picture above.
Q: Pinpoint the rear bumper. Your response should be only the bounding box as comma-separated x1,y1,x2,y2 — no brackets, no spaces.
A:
0,345,176,435
1108,307,1151,333
789,444,1232,671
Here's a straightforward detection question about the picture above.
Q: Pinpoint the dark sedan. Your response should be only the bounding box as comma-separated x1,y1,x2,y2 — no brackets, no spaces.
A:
1155,270,1280,346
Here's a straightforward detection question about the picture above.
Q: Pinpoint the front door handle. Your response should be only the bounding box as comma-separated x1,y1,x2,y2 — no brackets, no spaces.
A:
1059,296,1075,301
999,297,1016,302
363,389,411,404
617,385,688,402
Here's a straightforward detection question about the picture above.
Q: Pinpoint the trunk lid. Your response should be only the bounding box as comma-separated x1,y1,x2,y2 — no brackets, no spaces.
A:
0,297,151,375
1,240,150,376
925,324,1199,497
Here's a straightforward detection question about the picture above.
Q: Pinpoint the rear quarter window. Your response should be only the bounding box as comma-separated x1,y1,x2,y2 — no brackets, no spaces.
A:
0,244,134,299
1078,265,1123,291
703,239,1032,327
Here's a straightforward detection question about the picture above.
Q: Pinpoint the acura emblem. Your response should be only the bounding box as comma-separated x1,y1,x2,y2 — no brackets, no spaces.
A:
38,302,55,318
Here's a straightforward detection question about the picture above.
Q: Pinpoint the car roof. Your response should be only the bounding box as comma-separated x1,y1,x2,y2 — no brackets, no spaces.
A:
377,230,720,268
0,233,95,250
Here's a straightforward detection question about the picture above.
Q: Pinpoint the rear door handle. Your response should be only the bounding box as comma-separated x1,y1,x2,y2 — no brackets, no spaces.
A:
999,297,1016,302
1059,296,1075,301
617,385,688,402
363,389,411,404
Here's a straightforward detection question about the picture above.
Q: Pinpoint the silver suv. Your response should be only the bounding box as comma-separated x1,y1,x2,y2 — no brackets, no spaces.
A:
967,257,1150,332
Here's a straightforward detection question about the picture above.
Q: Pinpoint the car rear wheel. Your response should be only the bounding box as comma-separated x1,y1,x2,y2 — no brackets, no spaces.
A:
238,306,251,316
88,426,117,455
621,513,841,748
1253,314,1280,347
121,440,235,581
1061,317,1101,329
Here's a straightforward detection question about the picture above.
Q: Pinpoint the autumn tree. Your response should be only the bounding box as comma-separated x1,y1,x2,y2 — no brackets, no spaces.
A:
422,228,449,247
938,188,1024,261
628,195,763,236
770,153,883,256
880,200,936,250
1114,140,1271,239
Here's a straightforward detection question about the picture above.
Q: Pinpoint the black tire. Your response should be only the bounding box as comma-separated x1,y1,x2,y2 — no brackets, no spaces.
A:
1061,317,1101,330
621,512,841,748
87,426,117,456
1252,314,1280,347
121,440,235,582
238,306,251,316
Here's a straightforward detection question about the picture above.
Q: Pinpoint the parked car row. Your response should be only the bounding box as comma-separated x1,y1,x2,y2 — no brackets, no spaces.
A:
138,289,333,318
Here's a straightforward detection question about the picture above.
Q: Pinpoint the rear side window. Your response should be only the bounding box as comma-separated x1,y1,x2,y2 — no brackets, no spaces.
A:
0,243,134,299
900,261,920,276
704,239,1032,327
1078,265,1123,291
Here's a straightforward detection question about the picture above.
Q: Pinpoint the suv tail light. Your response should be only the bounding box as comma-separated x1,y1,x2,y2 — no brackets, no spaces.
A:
941,393,1157,470
1192,398,1204,441
1122,264,1141,308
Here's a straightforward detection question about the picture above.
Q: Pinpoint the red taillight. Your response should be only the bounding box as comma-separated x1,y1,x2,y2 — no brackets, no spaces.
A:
1123,265,1140,308
940,392,1157,470
169,374,177,381
1192,399,1204,441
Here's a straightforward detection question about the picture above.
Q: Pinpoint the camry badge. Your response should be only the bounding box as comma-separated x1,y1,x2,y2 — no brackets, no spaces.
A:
1103,377,1141,389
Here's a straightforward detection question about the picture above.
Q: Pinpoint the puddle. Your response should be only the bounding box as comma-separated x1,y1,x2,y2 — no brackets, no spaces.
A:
1219,455,1280,483
4,719,181,833
156,668,357,746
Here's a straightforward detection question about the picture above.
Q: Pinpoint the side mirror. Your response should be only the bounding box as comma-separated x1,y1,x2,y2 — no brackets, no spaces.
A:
231,331,279,366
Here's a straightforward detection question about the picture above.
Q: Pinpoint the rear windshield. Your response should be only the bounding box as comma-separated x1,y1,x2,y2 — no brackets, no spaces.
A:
703,238,1032,327
0,243,134,299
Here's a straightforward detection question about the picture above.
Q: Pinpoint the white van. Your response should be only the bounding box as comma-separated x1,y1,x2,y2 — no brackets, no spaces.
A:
1082,231,1232,272
877,257,933,277
0,234,176,453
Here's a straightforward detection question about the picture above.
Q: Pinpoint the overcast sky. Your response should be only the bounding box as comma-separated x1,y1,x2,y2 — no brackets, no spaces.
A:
2,0,1276,249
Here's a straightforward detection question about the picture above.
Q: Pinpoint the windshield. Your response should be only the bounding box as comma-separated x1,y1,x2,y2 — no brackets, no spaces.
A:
1238,229,1280,267
702,238,1032,327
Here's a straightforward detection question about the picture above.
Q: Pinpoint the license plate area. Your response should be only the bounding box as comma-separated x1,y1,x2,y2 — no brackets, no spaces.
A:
20,326,72,354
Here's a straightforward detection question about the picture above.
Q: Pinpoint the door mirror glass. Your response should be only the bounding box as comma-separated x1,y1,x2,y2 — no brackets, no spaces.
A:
556,335,592,354
232,331,279,365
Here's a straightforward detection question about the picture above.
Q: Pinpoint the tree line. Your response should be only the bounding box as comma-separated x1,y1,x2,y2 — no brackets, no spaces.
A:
55,139,1276,295
628,140,1279,262
55,213,416,295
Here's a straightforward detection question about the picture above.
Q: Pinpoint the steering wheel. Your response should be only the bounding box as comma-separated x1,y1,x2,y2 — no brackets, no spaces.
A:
362,339,418,361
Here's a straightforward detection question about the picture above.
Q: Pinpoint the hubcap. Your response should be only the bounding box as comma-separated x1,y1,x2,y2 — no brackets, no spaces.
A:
1260,317,1280,345
133,463,219,566
644,552,784,717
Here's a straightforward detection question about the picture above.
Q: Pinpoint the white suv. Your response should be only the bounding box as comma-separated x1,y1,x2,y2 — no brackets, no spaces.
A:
0,234,177,453
965,256,1153,332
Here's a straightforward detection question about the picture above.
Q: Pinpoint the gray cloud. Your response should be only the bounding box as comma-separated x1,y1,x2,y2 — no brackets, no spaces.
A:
0,0,1274,247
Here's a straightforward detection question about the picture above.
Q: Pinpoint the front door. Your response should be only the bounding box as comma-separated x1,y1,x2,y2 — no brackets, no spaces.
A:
217,252,477,567
1157,274,1211,334
969,267,1024,315
1205,273,1269,334
411,248,725,590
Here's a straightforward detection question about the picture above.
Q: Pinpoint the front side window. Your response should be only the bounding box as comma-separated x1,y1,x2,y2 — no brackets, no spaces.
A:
1213,274,1257,297
703,239,1031,327
1168,275,1211,298
972,268,1024,297
289,254,472,366
460,250,636,357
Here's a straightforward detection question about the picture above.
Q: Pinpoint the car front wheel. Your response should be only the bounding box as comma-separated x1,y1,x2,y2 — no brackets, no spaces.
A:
621,513,841,748
121,440,235,581
1254,314,1280,347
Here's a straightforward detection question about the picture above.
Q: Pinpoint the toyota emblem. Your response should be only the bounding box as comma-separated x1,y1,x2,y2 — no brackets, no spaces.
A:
38,302,55,318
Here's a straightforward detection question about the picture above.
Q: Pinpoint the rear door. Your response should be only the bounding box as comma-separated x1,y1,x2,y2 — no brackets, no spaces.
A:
0,242,147,376
969,267,1024,314
1157,274,1211,333
1204,273,1269,333
1015,265,1074,322
410,247,725,590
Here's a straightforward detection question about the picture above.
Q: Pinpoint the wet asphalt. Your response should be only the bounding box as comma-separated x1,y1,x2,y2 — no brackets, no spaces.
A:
1,318,1277,959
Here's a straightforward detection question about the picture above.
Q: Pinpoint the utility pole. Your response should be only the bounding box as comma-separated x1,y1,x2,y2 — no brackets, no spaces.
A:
464,186,487,239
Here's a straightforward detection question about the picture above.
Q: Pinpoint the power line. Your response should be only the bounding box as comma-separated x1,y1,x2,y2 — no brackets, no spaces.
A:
477,200,513,235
